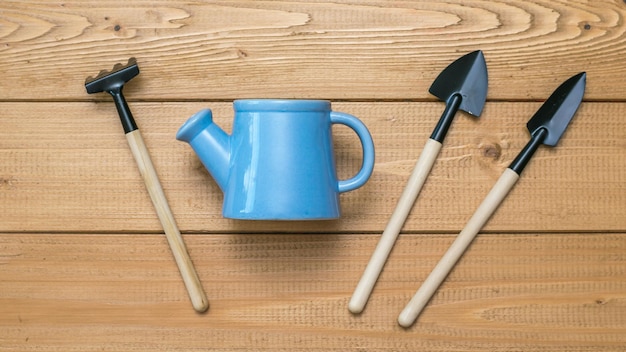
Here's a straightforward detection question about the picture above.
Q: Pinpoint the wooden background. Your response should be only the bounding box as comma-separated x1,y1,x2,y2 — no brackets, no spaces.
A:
1,1,625,351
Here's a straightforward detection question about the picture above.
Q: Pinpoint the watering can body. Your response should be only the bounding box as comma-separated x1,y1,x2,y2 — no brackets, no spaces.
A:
176,99,374,220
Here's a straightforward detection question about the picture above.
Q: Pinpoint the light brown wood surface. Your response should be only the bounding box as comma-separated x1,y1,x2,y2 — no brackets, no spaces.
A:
125,129,208,313
1,1,625,351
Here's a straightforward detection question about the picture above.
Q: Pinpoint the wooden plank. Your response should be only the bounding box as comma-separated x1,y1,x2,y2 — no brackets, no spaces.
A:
1,232,625,351
0,101,624,233
2,1,624,351
1,1,625,101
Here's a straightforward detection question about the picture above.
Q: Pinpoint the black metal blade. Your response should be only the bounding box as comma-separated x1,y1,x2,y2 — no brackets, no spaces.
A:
526,72,586,146
508,72,586,174
429,50,488,117
428,50,489,143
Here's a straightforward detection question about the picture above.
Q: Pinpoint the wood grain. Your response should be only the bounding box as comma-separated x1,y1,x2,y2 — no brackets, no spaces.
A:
125,129,208,313
1,1,625,101
1,233,625,351
0,101,623,233
1,0,625,350
398,168,520,327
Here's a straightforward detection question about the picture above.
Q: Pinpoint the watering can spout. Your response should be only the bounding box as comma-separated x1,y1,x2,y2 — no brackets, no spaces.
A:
176,109,230,191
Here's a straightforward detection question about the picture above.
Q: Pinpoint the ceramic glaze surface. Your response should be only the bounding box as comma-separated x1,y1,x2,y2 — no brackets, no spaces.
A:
176,100,374,220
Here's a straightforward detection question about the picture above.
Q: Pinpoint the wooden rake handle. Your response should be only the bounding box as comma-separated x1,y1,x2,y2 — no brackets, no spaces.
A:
349,138,443,314
397,168,520,327
126,130,209,313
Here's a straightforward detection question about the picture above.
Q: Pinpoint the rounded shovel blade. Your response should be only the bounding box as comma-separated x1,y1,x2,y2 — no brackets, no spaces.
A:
429,50,488,117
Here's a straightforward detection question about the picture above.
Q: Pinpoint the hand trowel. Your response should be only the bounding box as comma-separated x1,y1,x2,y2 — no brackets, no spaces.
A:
349,51,488,314
398,72,587,328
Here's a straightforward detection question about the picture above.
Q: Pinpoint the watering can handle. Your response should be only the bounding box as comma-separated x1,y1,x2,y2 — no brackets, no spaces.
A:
330,112,375,193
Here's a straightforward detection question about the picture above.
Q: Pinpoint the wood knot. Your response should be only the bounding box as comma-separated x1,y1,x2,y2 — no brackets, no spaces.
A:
0,177,17,190
481,143,502,161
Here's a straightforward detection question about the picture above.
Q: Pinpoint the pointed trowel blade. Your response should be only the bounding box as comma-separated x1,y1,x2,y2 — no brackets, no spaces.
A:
509,72,586,175
526,72,587,146
429,50,488,117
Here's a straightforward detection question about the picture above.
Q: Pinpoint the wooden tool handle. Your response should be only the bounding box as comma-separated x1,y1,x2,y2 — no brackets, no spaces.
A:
349,138,443,314
126,130,209,313
397,168,520,327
